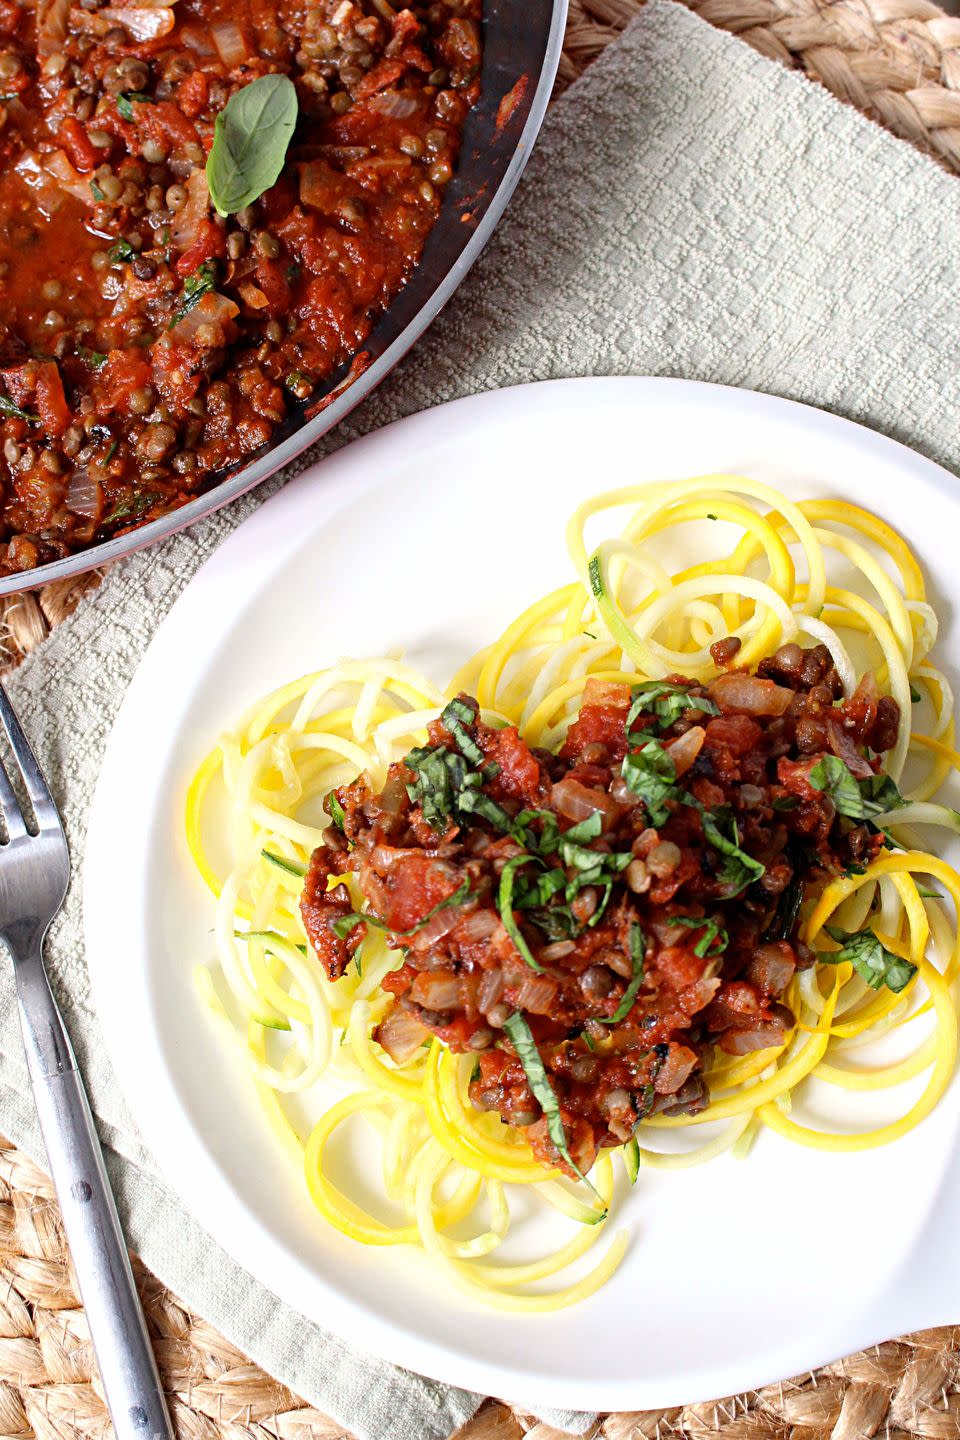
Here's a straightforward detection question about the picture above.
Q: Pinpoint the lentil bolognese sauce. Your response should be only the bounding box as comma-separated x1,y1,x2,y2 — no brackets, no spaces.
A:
300,658,901,1181
0,0,480,573
186,475,960,1308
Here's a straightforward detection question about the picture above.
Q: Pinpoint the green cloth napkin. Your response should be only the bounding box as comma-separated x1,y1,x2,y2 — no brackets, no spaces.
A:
6,1,960,1434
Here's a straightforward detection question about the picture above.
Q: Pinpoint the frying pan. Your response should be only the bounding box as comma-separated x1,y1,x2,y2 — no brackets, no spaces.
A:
1,0,568,597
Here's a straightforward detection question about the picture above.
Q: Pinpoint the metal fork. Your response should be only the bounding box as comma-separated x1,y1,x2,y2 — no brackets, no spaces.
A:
0,683,173,1440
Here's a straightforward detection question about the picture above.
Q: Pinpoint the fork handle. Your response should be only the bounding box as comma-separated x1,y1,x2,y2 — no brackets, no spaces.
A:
16,953,174,1440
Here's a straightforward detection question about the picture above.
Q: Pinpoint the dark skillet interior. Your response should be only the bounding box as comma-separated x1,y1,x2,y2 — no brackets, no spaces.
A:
1,0,564,598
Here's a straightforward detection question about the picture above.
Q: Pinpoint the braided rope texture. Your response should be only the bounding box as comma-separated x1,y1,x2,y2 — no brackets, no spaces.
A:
2,3,960,1437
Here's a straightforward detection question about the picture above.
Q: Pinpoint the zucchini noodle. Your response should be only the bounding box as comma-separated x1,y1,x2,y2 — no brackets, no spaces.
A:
186,478,960,1308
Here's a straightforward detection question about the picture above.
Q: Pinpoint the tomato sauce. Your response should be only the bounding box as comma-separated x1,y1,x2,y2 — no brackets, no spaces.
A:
301,644,901,1178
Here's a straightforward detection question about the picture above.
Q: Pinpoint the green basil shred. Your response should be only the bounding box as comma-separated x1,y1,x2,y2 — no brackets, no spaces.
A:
503,1011,605,1204
596,924,646,1023
821,924,917,993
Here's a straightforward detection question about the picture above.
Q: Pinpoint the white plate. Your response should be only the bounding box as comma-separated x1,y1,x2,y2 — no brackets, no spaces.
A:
85,378,960,1413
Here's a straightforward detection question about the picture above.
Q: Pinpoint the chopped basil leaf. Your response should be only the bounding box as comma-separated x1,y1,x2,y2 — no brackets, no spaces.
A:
169,260,217,329
626,680,719,736
90,179,105,201
103,490,163,525
116,90,152,121
404,744,468,830
822,924,917,993
207,72,298,216
332,878,472,943
809,757,906,823
78,347,108,370
503,1011,604,1202
327,793,346,830
261,849,307,878
699,810,765,894
772,795,798,812
597,924,646,1023
859,772,906,815
440,696,485,766
457,779,512,830
917,884,942,899
668,914,728,957
910,682,923,704
497,856,543,971
621,737,678,826
0,396,39,424
808,755,865,818
108,239,136,265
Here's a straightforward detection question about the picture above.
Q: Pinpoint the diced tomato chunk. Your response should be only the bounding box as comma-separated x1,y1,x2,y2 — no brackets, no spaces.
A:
58,117,99,174
177,70,210,119
34,362,71,436
175,218,226,277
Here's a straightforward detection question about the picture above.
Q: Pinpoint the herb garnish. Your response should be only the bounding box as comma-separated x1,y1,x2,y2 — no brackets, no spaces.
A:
103,491,162,525
668,914,729,957
503,1011,604,1202
498,855,544,971
439,696,486,766
821,924,917,993
910,682,923,704
0,396,39,424
78,347,108,370
596,924,646,1024
169,260,218,329
108,239,136,265
332,878,472,941
90,179,105,201
206,72,298,217
621,737,678,826
327,793,346,830
116,90,152,121
808,756,906,822
699,810,765,894
626,680,719,735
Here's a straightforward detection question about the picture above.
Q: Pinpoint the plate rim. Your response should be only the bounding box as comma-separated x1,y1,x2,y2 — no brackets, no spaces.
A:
83,375,960,1411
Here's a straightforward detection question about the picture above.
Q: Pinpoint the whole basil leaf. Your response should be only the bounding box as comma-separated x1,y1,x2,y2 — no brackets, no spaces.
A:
207,73,298,217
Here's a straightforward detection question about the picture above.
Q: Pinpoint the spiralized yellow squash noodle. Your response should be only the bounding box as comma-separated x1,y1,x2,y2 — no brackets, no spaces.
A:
186,475,960,1309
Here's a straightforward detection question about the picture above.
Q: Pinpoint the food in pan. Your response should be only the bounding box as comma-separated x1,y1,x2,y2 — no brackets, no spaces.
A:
187,476,960,1308
0,0,480,573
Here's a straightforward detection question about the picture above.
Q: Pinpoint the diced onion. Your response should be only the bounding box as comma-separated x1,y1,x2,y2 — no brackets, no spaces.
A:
65,469,102,519
666,725,705,776
707,672,795,717
37,0,70,52
100,4,175,39
376,1007,430,1065
211,19,250,66
170,170,210,250
366,88,420,120
170,290,239,343
514,972,559,1015
550,777,619,827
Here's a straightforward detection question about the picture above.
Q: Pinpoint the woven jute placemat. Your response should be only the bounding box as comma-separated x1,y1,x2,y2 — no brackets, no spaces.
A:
3,2,960,1438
